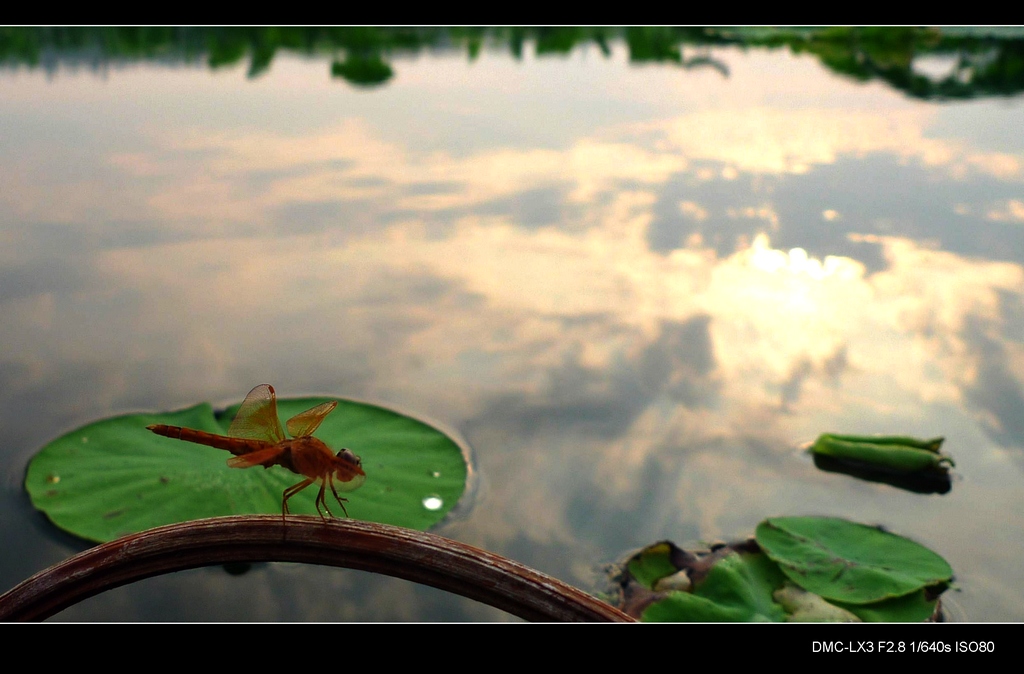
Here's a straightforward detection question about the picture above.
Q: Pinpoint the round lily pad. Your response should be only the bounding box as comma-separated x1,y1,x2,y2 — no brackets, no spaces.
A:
755,517,952,604
25,394,470,543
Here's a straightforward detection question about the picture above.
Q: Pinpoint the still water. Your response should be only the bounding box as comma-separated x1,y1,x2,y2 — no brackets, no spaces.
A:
2,31,1024,621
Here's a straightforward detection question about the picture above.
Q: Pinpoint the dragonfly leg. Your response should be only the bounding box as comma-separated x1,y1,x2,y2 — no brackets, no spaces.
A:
328,475,351,518
314,480,334,520
282,477,315,521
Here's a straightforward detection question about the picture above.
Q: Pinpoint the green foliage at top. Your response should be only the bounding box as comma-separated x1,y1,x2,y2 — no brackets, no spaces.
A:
25,394,469,543
1,27,1022,100
331,55,393,86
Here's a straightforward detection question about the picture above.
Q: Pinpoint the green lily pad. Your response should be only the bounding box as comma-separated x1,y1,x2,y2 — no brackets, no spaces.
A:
25,394,470,543
642,552,787,622
755,517,952,604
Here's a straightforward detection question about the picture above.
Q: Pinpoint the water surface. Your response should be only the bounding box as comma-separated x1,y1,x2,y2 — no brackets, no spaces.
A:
2,30,1023,621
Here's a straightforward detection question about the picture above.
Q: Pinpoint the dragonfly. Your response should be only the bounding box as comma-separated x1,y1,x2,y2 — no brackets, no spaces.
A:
147,384,366,519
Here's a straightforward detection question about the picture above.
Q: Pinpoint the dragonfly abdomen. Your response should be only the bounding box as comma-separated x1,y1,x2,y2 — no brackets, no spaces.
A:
146,424,271,456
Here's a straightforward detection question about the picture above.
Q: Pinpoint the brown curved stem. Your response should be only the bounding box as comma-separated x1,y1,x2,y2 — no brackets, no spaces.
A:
0,516,633,622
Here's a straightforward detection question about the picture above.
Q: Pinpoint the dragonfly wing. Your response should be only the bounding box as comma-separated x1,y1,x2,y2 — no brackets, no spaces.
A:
227,445,286,469
286,400,338,438
228,384,286,443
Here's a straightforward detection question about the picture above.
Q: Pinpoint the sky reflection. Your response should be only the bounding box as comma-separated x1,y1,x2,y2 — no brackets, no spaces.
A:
2,43,1023,621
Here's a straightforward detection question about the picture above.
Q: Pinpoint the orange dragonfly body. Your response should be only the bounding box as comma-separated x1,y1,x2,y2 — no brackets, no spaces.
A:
147,384,365,519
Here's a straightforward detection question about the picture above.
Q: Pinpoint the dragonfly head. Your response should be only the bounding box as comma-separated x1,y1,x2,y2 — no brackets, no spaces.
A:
333,447,367,491
335,447,365,476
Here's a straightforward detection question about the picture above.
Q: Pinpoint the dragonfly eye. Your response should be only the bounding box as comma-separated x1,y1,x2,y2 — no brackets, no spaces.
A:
336,448,362,467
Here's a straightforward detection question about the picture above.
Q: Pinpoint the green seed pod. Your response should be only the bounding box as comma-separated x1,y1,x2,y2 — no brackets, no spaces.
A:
811,435,954,473
820,433,945,453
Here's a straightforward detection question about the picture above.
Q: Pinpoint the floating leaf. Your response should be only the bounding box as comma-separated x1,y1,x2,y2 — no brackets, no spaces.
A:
25,395,469,543
641,552,786,622
755,517,952,604
626,542,681,590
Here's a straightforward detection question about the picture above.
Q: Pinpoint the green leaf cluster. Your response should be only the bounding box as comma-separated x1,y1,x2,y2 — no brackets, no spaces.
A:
627,517,951,622
642,552,787,622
